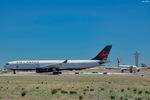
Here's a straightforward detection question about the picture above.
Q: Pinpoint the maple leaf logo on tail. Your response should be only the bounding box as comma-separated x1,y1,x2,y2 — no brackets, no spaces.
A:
91,45,112,60
100,51,108,59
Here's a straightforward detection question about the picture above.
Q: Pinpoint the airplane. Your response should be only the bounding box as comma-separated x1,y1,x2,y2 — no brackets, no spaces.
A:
117,58,140,73
4,45,112,75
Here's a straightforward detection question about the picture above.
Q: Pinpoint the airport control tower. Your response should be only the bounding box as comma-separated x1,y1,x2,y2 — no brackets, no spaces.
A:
135,51,139,67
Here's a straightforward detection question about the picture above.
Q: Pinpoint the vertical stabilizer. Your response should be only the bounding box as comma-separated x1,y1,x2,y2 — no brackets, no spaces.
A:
92,45,112,60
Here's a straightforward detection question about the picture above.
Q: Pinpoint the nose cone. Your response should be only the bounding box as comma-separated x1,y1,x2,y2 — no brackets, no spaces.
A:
4,65,8,69
4,63,9,69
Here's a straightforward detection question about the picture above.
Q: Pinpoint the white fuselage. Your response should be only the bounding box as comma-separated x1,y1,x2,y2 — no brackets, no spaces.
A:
119,65,140,71
4,60,101,70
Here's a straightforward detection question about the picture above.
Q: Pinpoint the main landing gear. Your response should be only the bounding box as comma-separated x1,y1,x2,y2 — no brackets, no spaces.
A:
52,68,62,75
52,71,62,75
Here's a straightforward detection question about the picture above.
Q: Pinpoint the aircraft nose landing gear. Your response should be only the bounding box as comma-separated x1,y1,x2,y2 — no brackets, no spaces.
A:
13,69,16,74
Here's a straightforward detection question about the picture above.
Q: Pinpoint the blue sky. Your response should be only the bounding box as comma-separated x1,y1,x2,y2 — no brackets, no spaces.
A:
0,0,150,69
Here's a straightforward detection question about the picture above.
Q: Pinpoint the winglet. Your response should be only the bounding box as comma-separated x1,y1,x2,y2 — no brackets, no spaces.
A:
63,60,68,63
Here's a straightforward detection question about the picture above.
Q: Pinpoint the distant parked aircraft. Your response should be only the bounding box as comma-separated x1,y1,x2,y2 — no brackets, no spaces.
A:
4,45,112,75
117,58,140,73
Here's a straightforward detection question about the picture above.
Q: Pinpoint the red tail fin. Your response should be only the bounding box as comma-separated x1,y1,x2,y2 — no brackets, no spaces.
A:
117,57,120,67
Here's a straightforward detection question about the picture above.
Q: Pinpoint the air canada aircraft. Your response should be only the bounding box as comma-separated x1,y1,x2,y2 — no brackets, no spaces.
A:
4,45,112,75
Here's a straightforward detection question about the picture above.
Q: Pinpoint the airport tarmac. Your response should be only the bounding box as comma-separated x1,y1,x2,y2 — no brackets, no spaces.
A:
0,71,150,77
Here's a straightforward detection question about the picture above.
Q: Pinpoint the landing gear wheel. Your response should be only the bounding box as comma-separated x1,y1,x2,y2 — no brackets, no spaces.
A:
52,72,62,75
13,70,16,74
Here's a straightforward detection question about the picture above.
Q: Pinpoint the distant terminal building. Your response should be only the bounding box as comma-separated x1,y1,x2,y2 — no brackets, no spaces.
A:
141,63,147,67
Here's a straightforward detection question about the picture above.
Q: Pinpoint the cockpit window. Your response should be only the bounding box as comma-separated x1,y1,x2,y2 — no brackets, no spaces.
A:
6,63,9,65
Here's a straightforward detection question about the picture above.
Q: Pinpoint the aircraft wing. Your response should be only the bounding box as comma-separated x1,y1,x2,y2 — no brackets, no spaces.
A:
40,60,67,69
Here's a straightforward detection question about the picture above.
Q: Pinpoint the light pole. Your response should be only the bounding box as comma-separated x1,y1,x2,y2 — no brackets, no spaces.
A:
135,51,139,67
